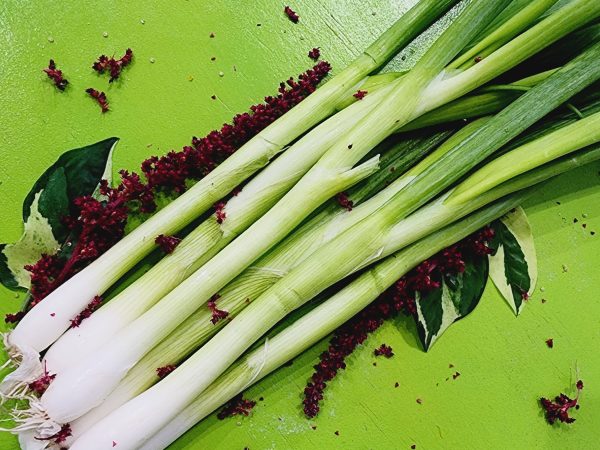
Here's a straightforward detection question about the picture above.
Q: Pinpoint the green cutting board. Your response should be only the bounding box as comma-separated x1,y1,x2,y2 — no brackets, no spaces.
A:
1,1,599,449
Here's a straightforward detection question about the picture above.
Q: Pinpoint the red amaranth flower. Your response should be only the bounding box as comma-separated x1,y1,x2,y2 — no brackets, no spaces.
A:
156,364,177,379
93,48,134,82
28,362,56,396
86,88,109,113
141,61,331,192
70,296,103,328
155,234,182,254
208,294,229,324
43,59,69,91
214,201,227,224
308,48,320,61
302,227,494,417
353,90,368,100
541,380,584,424
336,192,353,211
217,394,256,419
374,344,394,358
546,338,554,348
4,311,26,324
35,423,72,445
284,6,299,23
21,62,329,315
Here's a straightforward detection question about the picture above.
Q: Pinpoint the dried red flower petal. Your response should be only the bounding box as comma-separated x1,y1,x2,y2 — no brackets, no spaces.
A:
156,364,177,379
155,234,182,254
302,227,494,417
214,201,227,224
541,380,584,424
545,338,554,348
353,90,368,100
86,88,109,113
308,48,321,61
374,344,394,358
217,394,256,419
284,6,299,23
336,192,353,211
43,59,69,91
70,296,103,328
474,56,483,63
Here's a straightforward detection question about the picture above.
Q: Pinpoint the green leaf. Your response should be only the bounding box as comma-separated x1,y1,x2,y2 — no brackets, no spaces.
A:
414,255,489,351
0,138,119,291
488,207,537,315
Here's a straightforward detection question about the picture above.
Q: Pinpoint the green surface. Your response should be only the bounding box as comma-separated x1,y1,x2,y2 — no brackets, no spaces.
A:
1,1,599,449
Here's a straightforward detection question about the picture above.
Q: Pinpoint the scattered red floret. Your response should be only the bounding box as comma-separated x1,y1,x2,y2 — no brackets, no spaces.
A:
4,311,25,324
541,380,584,424
335,192,353,211
15,63,330,321
43,59,69,91
93,48,134,82
374,344,394,358
35,423,72,445
474,56,483,63
302,227,494,417
546,338,554,348
284,6,299,23
217,394,256,419
86,88,109,113
28,362,56,396
155,234,182,254
156,364,177,379
214,201,227,224
308,48,321,61
353,90,368,100
208,294,229,324
70,295,103,328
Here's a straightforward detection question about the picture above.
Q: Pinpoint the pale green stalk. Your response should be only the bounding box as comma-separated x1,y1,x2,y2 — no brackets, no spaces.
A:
70,35,600,450
9,0,460,354
142,144,600,450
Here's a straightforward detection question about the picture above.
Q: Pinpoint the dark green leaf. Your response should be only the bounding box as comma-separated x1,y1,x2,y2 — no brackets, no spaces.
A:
414,255,489,351
0,244,19,289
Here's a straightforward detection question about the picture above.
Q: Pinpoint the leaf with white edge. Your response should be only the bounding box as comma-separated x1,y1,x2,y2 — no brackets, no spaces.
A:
0,137,119,291
414,255,488,351
1,192,61,289
488,207,537,315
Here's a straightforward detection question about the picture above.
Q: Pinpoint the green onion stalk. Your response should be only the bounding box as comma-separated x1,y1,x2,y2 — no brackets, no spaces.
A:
7,0,460,358
69,98,600,443
68,34,600,450
141,144,600,450
35,1,523,433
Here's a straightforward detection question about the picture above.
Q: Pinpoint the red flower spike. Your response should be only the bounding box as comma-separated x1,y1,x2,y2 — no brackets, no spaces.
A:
43,59,69,91
302,226,494,417
155,234,182,254
217,394,256,419
541,380,584,424
156,364,177,379
70,296,103,328
336,192,353,211
86,88,109,113
93,49,134,82
353,90,368,100
284,6,299,23
20,62,330,318
374,344,394,358
308,48,320,61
